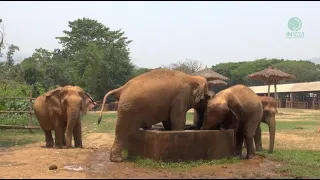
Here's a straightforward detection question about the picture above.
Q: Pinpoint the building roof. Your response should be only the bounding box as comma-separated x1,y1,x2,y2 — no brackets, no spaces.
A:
249,81,320,94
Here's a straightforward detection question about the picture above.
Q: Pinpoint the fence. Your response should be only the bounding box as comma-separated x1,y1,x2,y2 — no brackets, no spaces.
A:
0,85,41,131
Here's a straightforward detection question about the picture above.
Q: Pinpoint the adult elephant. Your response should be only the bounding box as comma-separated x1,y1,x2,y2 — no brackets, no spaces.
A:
33,85,96,149
200,84,263,159
98,68,211,162
254,96,277,153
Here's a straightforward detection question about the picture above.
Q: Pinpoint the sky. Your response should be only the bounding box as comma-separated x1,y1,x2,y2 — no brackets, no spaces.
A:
1,1,320,68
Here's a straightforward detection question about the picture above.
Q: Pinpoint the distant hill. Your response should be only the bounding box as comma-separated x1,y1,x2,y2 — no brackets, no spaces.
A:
309,57,320,64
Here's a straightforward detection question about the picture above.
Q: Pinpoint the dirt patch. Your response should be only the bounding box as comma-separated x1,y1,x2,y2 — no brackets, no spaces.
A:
261,132,320,150
82,149,287,179
190,156,283,179
0,132,292,179
0,142,91,178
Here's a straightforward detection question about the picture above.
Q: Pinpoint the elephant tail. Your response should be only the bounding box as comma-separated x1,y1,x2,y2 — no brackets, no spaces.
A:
98,86,125,125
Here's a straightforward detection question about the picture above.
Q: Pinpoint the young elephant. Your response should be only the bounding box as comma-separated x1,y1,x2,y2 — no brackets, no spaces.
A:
254,96,277,153
33,85,96,149
201,84,263,159
98,68,210,162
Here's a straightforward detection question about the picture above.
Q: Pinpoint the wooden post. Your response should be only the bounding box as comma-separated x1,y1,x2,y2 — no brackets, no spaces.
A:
274,84,277,101
28,84,33,132
268,84,270,96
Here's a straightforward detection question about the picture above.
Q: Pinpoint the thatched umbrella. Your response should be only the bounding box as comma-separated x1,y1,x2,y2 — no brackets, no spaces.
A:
207,79,228,93
247,66,295,100
208,79,228,87
192,67,229,81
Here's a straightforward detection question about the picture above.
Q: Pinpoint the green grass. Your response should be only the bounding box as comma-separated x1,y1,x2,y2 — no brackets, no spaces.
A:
0,129,43,148
260,120,318,132
127,155,239,171
82,113,117,134
258,149,320,179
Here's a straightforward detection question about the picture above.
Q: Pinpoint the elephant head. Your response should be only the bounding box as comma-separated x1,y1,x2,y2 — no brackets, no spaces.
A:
45,86,96,118
200,95,241,131
260,96,277,153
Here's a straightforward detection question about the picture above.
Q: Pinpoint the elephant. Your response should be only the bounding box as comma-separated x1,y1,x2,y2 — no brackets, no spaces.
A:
106,101,119,111
254,95,277,153
33,85,96,149
97,68,211,162
200,84,263,159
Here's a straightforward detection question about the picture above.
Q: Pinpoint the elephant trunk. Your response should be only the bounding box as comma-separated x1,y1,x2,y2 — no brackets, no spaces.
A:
65,107,80,148
267,116,276,153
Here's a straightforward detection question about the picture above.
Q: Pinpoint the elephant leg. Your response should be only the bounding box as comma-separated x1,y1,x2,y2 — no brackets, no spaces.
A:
169,100,187,130
162,120,171,131
62,126,66,146
110,116,137,162
54,119,64,149
244,118,260,159
245,135,255,159
254,123,263,151
235,129,244,157
44,130,54,148
73,119,83,148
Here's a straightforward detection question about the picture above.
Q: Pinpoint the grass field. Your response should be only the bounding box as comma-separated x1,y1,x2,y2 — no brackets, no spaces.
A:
1,108,320,178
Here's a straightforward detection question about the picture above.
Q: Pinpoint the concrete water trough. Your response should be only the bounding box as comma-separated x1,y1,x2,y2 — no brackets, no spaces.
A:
128,124,235,162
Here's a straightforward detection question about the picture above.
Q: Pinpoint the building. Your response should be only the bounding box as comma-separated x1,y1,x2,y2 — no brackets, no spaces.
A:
249,81,320,109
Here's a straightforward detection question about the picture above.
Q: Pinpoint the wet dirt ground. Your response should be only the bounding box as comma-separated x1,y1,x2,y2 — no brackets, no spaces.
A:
0,133,291,179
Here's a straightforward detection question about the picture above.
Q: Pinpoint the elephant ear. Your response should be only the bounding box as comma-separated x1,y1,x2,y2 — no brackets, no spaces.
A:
193,81,208,104
45,87,63,116
219,103,240,121
80,92,96,115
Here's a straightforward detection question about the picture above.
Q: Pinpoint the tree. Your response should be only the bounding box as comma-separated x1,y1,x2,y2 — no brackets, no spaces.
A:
163,59,203,74
55,18,134,100
6,44,20,66
211,58,320,89
0,18,5,57
132,67,152,78
55,17,132,58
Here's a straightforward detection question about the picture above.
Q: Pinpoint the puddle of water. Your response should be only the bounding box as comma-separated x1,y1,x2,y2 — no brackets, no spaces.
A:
64,165,84,171
0,161,27,167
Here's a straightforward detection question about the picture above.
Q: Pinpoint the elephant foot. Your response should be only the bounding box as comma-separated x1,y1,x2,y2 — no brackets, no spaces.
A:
46,143,54,148
246,154,255,159
256,147,263,152
75,145,83,149
65,145,73,149
110,154,123,162
54,145,63,149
